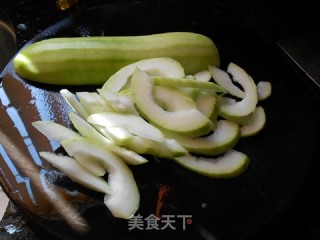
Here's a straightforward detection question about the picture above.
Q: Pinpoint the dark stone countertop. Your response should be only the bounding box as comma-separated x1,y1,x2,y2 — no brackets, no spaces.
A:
1,0,320,239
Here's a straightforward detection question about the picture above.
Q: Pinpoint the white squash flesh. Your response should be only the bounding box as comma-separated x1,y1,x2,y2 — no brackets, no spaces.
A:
195,91,217,120
32,120,80,142
69,112,148,165
257,81,272,101
194,70,211,82
76,92,111,115
87,112,165,142
98,89,138,115
153,86,196,111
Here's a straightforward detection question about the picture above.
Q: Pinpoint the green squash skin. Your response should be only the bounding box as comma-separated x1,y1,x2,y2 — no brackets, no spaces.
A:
174,152,250,178
179,129,241,156
13,32,220,85
163,121,241,156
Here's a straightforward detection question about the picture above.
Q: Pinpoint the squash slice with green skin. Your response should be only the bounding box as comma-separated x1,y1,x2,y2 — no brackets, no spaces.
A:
60,89,89,119
60,138,140,219
124,135,187,158
76,92,112,115
152,76,226,93
98,89,138,115
209,65,245,98
32,120,81,142
39,152,111,194
218,63,258,119
32,120,106,176
240,106,266,137
87,112,165,142
164,120,240,156
174,150,249,178
102,57,185,92
131,68,213,137
68,112,148,165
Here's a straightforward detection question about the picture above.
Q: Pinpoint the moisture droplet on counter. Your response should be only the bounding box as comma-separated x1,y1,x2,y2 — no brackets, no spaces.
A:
17,23,27,31
5,223,22,234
